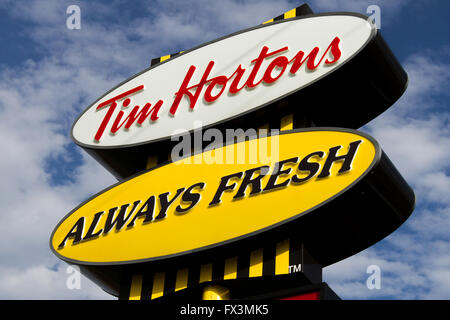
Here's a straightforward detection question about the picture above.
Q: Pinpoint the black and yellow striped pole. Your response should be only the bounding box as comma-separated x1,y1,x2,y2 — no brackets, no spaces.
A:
123,236,321,300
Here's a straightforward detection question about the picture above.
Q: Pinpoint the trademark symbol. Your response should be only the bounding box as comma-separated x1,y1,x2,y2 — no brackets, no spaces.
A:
288,264,302,273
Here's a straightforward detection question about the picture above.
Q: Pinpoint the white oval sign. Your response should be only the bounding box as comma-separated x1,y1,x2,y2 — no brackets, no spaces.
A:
72,14,375,148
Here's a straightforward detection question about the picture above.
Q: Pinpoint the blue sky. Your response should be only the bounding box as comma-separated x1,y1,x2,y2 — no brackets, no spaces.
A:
0,0,448,299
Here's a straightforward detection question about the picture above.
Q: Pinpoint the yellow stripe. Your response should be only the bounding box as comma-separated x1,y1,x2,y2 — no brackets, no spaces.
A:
129,274,143,300
175,268,189,292
224,257,238,280
284,8,296,19
275,239,290,275
151,272,165,300
199,263,213,283
249,248,263,277
146,156,158,169
281,114,293,131
160,54,171,62
262,18,274,24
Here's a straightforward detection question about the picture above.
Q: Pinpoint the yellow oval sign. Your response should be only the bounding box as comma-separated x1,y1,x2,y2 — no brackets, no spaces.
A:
50,129,379,265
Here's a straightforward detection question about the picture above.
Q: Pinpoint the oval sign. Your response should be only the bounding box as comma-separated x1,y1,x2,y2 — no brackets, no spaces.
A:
72,14,376,148
51,129,381,265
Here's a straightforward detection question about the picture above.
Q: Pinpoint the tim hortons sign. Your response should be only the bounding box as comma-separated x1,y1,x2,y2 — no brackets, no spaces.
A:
71,13,407,179
52,6,414,300
51,129,414,270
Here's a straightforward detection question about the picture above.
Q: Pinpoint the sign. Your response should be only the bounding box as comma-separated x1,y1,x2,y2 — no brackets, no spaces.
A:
50,129,414,266
50,5,414,300
72,14,372,147
70,12,407,179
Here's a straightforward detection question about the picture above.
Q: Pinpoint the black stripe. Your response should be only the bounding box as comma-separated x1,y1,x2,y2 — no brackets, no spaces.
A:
187,265,200,288
170,51,182,58
289,237,303,269
163,269,177,296
295,4,313,16
269,115,281,130
293,112,315,128
212,259,225,281
150,57,160,67
236,252,250,279
262,242,276,276
273,14,284,21
140,272,154,300
118,273,132,300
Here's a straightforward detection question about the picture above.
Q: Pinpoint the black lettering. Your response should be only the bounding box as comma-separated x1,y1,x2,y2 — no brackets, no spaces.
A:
292,151,325,183
263,157,298,192
154,188,185,220
317,140,362,178
127,196,155,228
82,211,104,241
103,200,140,234
176,182,205,214
234,166,270,199
58,217,85,249
209,172,243,206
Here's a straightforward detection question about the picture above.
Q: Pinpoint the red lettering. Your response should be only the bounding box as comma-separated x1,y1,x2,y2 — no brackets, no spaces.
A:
263,56,289,84
246,46,288,88
94,85,144,141
289,48,320,73
170,61,215,116
289,36,341,73
169,46,290,116
324,37,341,64
204,76,228,103
228,65,246,94
110,100,164,134
93,37,343,141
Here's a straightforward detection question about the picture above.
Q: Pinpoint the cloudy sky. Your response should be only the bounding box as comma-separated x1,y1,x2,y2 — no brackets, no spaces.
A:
0,0,448,299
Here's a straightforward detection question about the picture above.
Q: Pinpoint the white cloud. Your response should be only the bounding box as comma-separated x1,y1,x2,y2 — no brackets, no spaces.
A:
325,49,450,299
366,53,450,205
409,206,450,239
0,264,113,299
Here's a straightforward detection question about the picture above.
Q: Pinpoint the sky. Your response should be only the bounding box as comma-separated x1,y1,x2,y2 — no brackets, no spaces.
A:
0,0,448,299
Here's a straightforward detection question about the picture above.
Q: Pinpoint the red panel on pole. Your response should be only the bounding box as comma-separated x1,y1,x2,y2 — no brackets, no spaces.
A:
279,290,320,300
